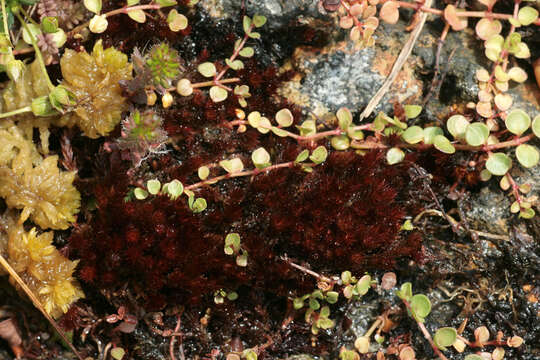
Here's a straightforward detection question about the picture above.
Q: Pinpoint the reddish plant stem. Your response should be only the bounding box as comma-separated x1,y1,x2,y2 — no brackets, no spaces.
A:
383,0,540,25
169,315,182,360
184,160,305,191
281,256,335,284
505,172,522,205
456,335,507,348
69,4,162,35
401,299,449,360
228,119,373,142
502,0,521,72
166,77,240,93
352,133,534,151
214,24,254,83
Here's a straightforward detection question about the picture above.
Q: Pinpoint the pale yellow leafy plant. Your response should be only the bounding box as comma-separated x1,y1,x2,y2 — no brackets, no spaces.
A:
57,40,132,138
0,155,80,230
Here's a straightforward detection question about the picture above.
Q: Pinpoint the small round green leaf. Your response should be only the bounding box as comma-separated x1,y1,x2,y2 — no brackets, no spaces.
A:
386,147,405,164
257,117,272,134
275,108,294,127
326,291,339,304
128,9,146,23
465,122,489,146
531,115,540,138
486,153,512,176
197,62,216,77
198,166,210,180
134,188,148,200
146,179,161,195
309,298,320,310
519,208,535,219
423,127,443,145
236,252,248,267
298,120,316,136
518,6,539,26
404,105,422,119
309,146,328,164
506,109,531,135
401,126,424,144
341,271,352,285
295,149,309,163
336,107,352,129
480,169,492,181
271,126,289,137
253,14,267,27
252,147,271,168
331,135,350,150
410,294,431,320
247,111,261,128
167,179,184,198
396,282,412,301
356,275,371,296
84,0,102,14
110,347,125,360
225,58,244,70
433,135,455,154
191,198,207,213
434,327,457,351
239,47,254,58
243,16,252,33
446,115,469,139
293,297,304,309
464,355,484,360
515,144,539,168
225,233,241,252
209,86,228,102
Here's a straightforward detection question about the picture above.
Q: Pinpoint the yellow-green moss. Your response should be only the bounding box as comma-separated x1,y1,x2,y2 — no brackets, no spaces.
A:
0,155,80,230
1,213,84,318
57,40,133,138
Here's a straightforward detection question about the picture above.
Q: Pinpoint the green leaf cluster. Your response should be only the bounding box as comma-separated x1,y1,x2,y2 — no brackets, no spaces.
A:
396,282,432,322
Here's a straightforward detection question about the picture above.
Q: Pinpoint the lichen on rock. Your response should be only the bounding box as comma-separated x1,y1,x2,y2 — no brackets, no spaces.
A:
57,40,133,138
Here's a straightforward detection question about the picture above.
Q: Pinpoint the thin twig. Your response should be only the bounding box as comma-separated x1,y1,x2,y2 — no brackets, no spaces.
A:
359,0,433,121
0,255,84,360
169,315,182,360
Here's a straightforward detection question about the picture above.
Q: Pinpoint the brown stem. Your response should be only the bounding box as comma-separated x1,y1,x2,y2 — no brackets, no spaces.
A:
281,256,335,284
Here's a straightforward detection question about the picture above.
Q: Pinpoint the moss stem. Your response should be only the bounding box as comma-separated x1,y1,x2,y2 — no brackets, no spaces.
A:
1,0,12,46
0,105,32,118
14,11,55,92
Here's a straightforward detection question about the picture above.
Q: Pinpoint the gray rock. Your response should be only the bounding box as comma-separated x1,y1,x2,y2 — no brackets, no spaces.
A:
197,0,322,30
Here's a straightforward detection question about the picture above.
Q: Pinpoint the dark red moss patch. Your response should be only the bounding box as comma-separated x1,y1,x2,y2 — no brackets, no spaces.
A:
246,150,425,271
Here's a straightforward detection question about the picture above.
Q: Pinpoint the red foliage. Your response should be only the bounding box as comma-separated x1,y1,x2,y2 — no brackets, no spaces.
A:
248,150,424,271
